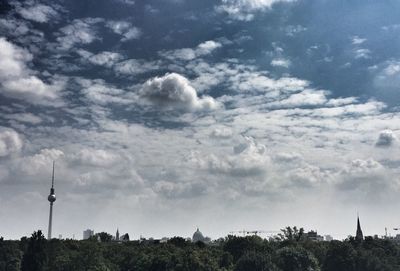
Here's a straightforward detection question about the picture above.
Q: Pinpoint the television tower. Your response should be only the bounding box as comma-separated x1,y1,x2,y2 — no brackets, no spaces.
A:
47,161,56,239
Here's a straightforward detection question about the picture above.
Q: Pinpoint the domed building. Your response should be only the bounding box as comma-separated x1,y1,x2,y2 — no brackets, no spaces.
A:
192,228,211,243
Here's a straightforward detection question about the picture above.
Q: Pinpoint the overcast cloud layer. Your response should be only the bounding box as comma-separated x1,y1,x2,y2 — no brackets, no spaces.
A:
1,0,400,240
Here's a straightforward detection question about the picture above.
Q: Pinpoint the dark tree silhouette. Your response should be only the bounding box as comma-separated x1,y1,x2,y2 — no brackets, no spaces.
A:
21,230,47,271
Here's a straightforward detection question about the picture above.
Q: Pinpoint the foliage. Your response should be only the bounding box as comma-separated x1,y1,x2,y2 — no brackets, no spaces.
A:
95,232,113,243
1,228,400,271
21,230,47,271
275,226,305,243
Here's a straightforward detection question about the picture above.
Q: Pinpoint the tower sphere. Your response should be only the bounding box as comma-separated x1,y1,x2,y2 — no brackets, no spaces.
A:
48,194,56,202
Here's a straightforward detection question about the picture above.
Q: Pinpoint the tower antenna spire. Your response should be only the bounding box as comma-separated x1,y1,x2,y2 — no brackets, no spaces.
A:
51,160,55,189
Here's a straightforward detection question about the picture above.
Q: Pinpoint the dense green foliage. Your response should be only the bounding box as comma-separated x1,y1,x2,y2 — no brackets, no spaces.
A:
1,229,400,271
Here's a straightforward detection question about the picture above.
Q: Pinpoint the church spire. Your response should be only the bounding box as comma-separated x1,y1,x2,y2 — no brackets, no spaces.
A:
356,215,363,242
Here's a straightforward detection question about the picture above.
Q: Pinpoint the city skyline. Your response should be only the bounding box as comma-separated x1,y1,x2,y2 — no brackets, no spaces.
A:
1,0,400,240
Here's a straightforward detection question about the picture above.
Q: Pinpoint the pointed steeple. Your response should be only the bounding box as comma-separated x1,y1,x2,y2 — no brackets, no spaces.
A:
356,215,363,242
116,228,120,241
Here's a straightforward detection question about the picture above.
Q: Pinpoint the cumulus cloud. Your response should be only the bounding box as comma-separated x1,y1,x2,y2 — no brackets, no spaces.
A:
0,128,23,157
140,73,220,111
16,3,58,23
334,159,399,200
106,20,141,41
160,40,222,61
0,38,63,105
287,164,327,188
191,137,270,178
376,130,397,147
216,0,296,21
17,148,64,176
70,149,120,167
374,61,400,91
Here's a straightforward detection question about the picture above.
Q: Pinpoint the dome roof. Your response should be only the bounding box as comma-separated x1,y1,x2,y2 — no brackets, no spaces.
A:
192,228,205,242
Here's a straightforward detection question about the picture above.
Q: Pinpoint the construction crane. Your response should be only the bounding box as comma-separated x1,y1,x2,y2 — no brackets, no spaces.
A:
229,230,279,237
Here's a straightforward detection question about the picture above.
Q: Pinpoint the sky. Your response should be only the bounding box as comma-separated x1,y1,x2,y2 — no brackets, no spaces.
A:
1,0,400,241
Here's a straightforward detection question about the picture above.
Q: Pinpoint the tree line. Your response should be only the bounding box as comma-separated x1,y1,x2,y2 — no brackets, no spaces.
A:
1,227,400,271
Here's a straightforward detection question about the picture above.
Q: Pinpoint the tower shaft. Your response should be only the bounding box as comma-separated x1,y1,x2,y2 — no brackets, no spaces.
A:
48,202,53,239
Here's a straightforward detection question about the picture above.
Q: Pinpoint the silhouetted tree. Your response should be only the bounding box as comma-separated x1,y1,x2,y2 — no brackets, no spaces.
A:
276,226,305,243
21,230,47,271
323,241,357,271
235,251,277,271
95,232,113,242
168,236,188,247
276,246,320,271
223,235,264,261
122,233,130,241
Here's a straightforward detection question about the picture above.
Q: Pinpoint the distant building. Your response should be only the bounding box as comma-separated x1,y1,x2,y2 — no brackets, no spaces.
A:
356,216,364,242
116,229,120,241
306,230,323,241
324,235,333,241
83,229,94,240
192,228,211,243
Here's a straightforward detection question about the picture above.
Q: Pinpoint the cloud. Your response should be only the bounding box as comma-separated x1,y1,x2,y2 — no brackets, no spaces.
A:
116,0,135,5
16,148,64,176
56,18,103,50
267,89,328,108
0,38,63,105
70,149,120,167
2,113,42,124
114,59,160,75
76,78,131,105
334,159,399,200
376,130,397,147
106,20,141,41
16,3,58,23
352,36,366,45
271,58,291,68
191,136,270,178
0,18,30,36
0,128,23,157
160,40,222,61
140,73,220,111
354,48,371,59
77,50,123,67
374,61,400,92
153,180,207,199
210,128,233,139
216,0,296,21
229,72,309,94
